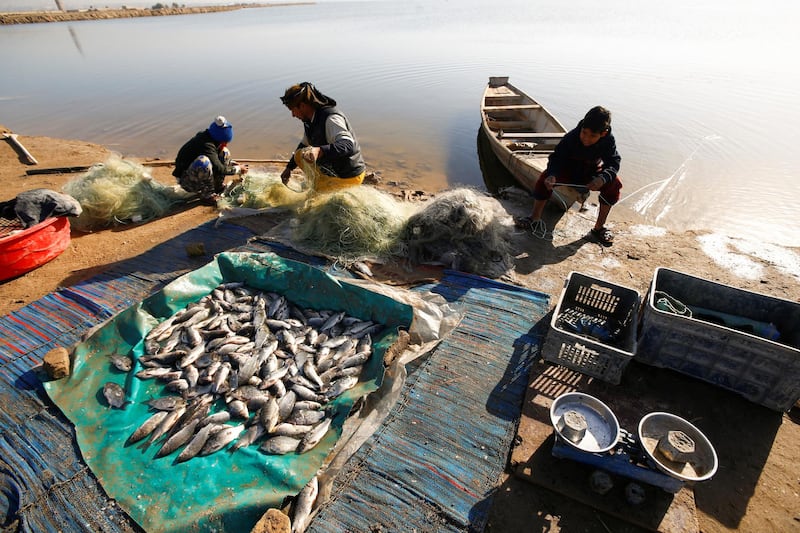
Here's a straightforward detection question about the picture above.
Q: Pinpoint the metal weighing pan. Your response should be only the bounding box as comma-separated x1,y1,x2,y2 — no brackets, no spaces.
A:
549,392,621,453
638,412,718,482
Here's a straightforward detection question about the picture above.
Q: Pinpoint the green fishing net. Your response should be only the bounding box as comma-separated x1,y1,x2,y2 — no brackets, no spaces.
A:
62,155,191,231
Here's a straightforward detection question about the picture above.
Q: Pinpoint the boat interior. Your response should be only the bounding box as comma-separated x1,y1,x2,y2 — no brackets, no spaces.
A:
483,83,564,151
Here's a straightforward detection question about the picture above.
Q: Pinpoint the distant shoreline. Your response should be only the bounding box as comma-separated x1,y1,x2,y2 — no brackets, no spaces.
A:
0,3,312,25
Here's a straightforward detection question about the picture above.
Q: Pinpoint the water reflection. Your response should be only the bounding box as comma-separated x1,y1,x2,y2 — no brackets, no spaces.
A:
476,127,517,195
1,0,798,245
68,26,84,56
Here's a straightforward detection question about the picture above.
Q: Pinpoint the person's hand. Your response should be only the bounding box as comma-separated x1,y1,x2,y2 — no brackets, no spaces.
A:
239,164,249,175
588,176,605,191
302,146,321,163
543,175,556,190
281,168,292,185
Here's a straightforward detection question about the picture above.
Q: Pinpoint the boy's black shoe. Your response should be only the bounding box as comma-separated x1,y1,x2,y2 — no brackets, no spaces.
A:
590,227,614,246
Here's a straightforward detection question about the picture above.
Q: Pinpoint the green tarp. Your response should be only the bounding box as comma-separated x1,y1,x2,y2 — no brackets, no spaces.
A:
44,252,414,532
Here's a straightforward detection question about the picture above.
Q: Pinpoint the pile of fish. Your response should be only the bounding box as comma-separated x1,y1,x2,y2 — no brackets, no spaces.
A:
111,281,385,463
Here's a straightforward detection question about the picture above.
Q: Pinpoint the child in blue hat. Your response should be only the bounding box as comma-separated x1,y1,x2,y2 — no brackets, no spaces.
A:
173,116,248,204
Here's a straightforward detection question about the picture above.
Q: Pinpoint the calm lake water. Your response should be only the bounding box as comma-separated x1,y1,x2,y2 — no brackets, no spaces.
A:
2,0,799,246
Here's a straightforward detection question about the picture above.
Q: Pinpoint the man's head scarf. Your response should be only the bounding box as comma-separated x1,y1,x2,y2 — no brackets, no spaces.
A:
280,82,336,109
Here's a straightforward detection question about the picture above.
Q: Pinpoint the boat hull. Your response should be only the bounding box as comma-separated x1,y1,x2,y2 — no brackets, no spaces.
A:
480,77,567,193
0,217,71,282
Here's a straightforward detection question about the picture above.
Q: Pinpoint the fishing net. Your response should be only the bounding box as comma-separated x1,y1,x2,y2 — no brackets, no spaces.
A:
397,188,514,278
63,155,191,232
219,169,308,210
291,187,417,262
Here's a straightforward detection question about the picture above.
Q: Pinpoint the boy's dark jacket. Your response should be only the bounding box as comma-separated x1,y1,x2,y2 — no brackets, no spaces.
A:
546,119,621,184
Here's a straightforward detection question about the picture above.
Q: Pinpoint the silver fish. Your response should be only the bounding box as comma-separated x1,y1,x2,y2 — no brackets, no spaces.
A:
278,390,297,421
135,366,174,380
176,423,217,463
155,418,199,459
288,409,326,426
320,311,346,333
259,397,280,433
302,360,324,390
260,366,289,389
132,282,383,461
268,295,287,319
146,395,186,412
183,365,200,388
292,383,320,402
165,378,189,393
339,351,370,370
128,410,168,444
297,418,332,454
199,411,231,427
185,324,204,347
320,335,350,349
227,399,249,419
291,476,318,533
212,361,231,394
109,354,133,372
231,424,265,451
271,422,313,438
266,318,292,330
293,400,322,411
260,436,300,455
200,424,244,456
103,382,127,408
270,378,287,398
146,406,186,446
140,350,185,366
323,375,358,401
179,343,206,368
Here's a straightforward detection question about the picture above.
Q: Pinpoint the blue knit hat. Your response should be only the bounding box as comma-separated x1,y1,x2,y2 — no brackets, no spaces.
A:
208,115,234,143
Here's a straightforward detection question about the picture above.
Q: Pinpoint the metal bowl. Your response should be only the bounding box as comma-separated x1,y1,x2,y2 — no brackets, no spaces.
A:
549,392,621,453
638,412,718,482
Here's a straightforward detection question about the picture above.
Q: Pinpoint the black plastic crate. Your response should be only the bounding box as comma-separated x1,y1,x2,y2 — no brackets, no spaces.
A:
541,272,640,385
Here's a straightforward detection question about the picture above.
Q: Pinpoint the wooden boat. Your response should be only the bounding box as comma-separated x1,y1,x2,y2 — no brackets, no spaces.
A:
0,217,71,282
480,76,587,208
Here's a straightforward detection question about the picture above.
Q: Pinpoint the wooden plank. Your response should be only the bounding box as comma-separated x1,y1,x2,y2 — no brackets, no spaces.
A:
484,104,542,111
511,360,699,533
25,158,286,175
486,119,534,129
499,131,565,139
3,133,38,165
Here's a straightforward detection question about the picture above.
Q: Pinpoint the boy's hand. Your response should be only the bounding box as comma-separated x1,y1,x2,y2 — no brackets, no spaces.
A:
588,176,605,191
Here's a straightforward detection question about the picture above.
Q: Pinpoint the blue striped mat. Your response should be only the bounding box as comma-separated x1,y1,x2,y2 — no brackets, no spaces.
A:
309,271,549,532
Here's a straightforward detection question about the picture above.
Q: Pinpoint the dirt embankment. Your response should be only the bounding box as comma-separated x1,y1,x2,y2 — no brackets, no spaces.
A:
0,3,306,25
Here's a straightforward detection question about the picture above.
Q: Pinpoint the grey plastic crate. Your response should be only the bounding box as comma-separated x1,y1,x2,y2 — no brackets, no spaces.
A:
541,272,640,385
637,267,800,411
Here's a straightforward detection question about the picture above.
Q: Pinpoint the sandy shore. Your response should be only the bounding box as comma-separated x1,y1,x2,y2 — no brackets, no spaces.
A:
0,3,307,25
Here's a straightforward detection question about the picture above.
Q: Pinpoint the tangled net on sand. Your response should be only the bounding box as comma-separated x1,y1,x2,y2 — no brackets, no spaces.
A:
291,186,417,261
63,155,190,231
398,188,514,278
219,170,307,210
